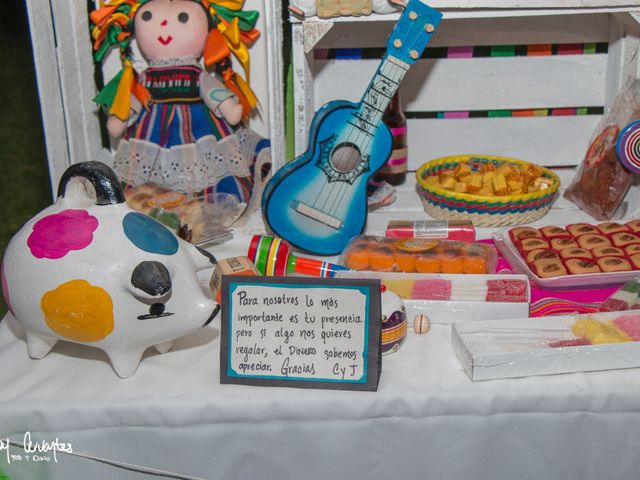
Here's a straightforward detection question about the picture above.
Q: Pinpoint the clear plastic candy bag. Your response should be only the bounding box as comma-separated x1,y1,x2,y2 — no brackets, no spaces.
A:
564,79,640,220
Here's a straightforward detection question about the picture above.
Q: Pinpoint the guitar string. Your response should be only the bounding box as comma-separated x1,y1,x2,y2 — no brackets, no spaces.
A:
310,59,404,214
321,22,415,218
306,13,425,224
310,23,413,215
324,60,405,218
319,59,407,219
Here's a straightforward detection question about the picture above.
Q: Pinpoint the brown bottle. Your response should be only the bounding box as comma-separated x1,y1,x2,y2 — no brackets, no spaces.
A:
374,90,408,186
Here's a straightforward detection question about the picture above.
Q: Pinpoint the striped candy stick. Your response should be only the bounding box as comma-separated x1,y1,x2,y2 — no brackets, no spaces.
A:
247,235,349,277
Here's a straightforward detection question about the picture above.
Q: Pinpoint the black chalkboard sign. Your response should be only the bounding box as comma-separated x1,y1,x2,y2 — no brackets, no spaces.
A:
220,276,381,391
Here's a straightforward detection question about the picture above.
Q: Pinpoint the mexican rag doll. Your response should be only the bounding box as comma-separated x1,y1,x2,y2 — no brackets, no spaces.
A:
90,0,271,230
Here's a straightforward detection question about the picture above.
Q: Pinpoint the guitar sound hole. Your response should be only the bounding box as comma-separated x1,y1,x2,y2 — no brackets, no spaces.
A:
330,143,362,173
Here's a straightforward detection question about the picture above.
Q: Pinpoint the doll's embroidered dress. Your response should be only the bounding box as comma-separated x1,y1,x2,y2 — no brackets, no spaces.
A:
113,59,269,202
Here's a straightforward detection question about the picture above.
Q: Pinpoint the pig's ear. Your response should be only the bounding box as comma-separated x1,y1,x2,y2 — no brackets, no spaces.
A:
184,242,217,270
57,161,125,207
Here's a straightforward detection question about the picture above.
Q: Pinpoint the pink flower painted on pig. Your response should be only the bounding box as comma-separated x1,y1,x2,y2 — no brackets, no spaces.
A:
27,210,99,259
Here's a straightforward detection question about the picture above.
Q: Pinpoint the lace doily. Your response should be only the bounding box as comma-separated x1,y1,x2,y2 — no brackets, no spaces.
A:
112,128,265,194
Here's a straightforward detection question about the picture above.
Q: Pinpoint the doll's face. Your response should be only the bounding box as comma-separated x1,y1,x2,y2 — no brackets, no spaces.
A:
135,0,209,61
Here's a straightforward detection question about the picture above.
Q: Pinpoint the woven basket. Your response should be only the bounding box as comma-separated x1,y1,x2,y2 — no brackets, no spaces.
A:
415,154,560,227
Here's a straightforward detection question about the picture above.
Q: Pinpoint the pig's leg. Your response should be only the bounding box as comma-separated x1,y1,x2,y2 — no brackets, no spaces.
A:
154,341,173,354
26,332,58,359
107,350,144,378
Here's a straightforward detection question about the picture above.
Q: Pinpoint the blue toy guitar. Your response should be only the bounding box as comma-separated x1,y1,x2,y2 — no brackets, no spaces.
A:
262,1,442,255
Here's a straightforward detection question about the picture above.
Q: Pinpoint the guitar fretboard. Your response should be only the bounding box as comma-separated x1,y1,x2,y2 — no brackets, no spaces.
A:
348,55,409,138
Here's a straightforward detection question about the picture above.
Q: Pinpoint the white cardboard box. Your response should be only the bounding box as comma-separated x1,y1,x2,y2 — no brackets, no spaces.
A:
452,310,640,381
337,270,531,323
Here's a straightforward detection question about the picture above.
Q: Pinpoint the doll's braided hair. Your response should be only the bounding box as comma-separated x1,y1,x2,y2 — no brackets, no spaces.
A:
90,0,260,120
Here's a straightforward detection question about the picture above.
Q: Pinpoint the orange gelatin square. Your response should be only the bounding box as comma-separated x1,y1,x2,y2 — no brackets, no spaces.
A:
369,248,395,271
463,255,487,274
415,253,440,273
345,248,371,270
440,251,464,274
393,252,416,273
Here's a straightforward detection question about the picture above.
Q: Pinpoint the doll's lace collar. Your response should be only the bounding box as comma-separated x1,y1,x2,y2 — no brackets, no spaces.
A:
147,57,200,67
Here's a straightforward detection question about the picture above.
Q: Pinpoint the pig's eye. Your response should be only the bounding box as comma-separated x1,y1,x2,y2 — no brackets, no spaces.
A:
131,261,172,297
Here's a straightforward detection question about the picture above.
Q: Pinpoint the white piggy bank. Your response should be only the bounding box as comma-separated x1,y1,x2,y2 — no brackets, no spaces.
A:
1,162,218,378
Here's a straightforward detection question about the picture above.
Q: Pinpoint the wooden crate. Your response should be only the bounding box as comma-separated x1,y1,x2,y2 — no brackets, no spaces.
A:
291,4,640,171
25,0,285,195
23,1,640,193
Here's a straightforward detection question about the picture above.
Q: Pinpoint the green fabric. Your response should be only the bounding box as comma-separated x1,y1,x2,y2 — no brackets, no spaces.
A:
214,5,259,31
93,69,124,109
94,41,111,63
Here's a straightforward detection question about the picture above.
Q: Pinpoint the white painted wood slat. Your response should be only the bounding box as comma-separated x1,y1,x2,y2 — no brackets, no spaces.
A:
316,13,612,49
49,1,106,171
24,0,69,194
405,115,601,169
430,1,640,9
314,55,607,111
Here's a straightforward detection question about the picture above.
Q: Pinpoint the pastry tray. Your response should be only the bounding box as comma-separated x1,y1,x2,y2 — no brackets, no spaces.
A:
492,228,636,289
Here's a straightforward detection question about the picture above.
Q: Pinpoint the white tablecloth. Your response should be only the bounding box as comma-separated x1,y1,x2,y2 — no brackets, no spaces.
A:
3,177,640,479
2,310,640,480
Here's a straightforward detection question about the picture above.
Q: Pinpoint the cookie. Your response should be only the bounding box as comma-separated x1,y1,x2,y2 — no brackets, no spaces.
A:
526,249,560,263
558,247,592,260
625,219,640,233
592,246,625,258
629,253,640,269
577,234,611,250
550,237,578,250
519,237,550,252
596,222,629,235
566,223,598,237
610,232,640,247
565,259,601,275
597,256,632,272
509,226,542,242
532,258,567,278
539,226,570,239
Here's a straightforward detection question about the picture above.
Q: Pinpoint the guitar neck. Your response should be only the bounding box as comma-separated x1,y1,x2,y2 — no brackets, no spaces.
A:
353,55,410,137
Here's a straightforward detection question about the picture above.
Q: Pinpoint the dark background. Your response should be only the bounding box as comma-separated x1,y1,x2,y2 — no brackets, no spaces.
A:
0,1,52,316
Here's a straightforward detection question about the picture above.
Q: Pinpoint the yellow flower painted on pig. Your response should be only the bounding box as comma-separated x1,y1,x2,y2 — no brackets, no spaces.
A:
41,280,115,343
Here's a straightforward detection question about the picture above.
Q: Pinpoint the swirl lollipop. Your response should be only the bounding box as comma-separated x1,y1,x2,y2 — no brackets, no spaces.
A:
616,120,640,174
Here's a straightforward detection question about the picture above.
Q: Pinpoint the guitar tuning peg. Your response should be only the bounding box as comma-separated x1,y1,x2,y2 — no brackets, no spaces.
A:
425,23,435,32
408,11,417,20
393,39,403,48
